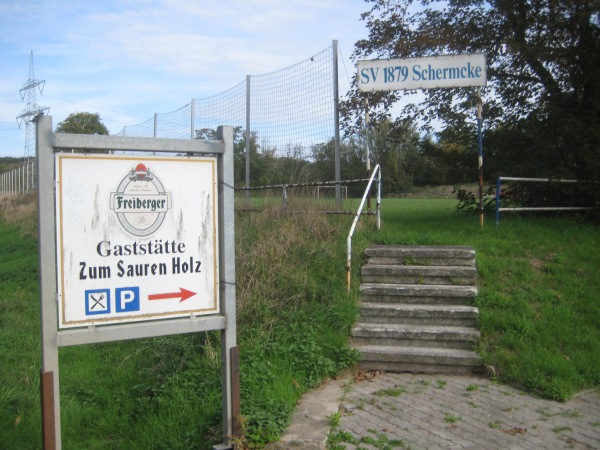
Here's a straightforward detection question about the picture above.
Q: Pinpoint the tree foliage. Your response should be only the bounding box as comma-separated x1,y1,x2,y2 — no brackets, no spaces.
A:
342,0,600,186
365,120,420,192
196,123,486,196
55,112,109,135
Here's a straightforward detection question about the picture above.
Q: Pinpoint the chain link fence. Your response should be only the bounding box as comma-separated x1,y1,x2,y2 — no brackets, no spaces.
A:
2,42,349,210
115,43,341,189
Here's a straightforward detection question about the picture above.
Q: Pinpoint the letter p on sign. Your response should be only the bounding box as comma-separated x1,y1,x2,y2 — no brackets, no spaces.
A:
116,287,140,313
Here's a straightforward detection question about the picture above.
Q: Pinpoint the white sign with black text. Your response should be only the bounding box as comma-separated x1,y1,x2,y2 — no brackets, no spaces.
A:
357,53,487,91
56,154,219,328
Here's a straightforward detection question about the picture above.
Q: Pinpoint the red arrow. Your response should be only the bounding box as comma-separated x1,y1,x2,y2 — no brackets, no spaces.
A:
148,288,196,303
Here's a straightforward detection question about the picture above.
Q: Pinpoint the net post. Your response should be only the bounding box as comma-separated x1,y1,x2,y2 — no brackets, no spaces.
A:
333,40,342,212
190,98,195,139
245,75,251,206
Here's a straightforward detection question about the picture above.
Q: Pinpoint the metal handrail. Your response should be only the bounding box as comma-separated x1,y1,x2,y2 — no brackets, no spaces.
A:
347,164,381,292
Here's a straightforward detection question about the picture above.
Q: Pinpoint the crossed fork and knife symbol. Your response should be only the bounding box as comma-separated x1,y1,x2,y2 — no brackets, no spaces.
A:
89,293,106,310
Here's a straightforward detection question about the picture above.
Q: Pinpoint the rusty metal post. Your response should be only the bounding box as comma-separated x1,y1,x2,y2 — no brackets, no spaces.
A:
40,371,56,450
231,347,241,447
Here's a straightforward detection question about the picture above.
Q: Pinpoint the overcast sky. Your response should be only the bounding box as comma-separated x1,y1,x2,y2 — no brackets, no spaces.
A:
0,0,369,158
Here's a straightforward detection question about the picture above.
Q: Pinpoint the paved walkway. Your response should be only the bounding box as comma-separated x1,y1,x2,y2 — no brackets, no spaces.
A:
273,372,600,449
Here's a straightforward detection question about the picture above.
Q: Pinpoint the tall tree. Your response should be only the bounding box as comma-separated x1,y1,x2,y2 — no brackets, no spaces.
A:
55,112,109,135
367,119,422,193
342,0,600,183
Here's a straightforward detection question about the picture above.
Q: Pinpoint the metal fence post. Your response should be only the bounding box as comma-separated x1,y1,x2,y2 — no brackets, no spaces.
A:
333,40,341,212
245,75,251,206
282,185,288,214
190,98,195,139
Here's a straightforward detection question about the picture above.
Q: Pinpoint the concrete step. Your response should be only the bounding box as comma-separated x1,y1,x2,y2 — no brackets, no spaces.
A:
355,245,481,375
365,245,475,267
355,345,483,374
360,283,477,304
351,323,480,350
359,303,479,327
361,264,477,286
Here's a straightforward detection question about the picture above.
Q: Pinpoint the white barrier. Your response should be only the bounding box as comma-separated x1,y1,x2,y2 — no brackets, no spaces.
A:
495,176,594,224
1,160,36,196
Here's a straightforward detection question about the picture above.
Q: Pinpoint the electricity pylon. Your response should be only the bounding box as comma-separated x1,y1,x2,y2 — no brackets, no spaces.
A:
16,51,50,162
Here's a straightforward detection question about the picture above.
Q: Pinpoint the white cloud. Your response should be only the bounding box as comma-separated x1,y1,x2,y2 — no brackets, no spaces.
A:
0,0,369,156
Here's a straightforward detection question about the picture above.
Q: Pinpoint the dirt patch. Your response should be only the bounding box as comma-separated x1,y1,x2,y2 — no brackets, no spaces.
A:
530,257,545,272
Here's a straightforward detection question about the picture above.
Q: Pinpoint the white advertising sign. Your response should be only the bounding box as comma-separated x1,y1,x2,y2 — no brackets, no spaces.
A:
56,154,219,328
357,53,486,91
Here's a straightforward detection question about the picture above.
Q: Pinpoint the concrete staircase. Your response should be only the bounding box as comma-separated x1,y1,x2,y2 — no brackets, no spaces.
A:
351,245,483,374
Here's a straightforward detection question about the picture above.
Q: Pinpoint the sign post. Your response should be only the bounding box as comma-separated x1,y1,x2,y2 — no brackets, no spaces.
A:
477,87,484,226
36,116,237,449
358,54,487,225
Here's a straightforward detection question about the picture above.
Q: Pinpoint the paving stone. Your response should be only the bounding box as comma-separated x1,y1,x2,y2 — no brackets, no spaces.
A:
330,373,600,450
275,371,600,449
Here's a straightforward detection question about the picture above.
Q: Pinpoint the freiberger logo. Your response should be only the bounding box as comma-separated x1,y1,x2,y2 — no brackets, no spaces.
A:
110,163,172,237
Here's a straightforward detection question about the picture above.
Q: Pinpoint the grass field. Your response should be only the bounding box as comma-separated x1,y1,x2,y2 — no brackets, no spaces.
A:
1,194,599,449
368,199,600,402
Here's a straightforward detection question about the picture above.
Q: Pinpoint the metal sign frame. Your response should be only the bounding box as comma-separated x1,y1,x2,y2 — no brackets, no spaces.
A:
36,115,238,449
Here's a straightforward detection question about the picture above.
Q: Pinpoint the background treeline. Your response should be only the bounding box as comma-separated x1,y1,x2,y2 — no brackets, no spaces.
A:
0,157,26,173
211,113,598,206
210,124,478,196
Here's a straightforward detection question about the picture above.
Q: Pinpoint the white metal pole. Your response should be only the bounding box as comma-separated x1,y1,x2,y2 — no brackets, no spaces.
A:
36,115,62,449
216,125,237,449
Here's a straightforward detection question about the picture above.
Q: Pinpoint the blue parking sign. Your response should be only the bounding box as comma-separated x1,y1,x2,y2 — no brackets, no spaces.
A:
116,287,140,313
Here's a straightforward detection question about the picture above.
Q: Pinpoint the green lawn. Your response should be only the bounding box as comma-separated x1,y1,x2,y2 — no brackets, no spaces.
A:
1,197,599,449
367,199,600,401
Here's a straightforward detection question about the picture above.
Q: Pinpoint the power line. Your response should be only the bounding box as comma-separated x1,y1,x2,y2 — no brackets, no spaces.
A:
41,94,145,120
